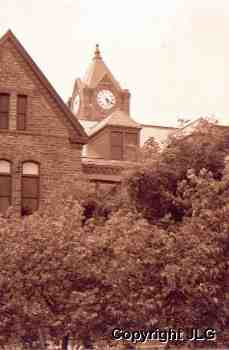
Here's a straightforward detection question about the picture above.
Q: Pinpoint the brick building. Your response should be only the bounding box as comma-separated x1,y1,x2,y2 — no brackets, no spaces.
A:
0,30,87,215
0,29,177,215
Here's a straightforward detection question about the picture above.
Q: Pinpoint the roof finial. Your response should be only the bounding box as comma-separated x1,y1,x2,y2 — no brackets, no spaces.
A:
94,43,102,60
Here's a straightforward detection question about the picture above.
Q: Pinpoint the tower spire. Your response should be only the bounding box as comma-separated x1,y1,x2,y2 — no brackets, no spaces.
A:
94,44,102,60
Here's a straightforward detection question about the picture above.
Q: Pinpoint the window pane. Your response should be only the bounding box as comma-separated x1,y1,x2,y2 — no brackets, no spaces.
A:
126,147,137,162
126,133,138,145
17,96,27,131
111,132,122,146
0,161,10,174
0,176,11,197
22,177,39,198
0,94,9,113
111,146,122,160
17,95,27,114
23,162,39,175
0,113,8,129
22,198,38,214
0,197,10,212
17,114,25,130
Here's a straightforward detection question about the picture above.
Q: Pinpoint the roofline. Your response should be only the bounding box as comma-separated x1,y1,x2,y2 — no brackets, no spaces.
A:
141,123,178,130
176,116,221,132
89,124,141,139
217,124,229,129
0,30,88,144
177,117,203,131
82,157,138,167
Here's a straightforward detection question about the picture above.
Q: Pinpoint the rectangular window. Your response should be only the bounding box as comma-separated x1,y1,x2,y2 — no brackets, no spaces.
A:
17,95,27,130
22,162,39,216
0,175,11,212
0,160,11,213
22,176,39,215
126,133,138,162
22,177,39,198
126,133,138,145
111,131,123,160
0,94,9,129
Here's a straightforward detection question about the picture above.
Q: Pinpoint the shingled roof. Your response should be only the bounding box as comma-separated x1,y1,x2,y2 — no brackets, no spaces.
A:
0,30,88,144
88,109,141,137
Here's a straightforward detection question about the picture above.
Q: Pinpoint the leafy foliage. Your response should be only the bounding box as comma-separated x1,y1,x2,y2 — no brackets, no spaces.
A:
0,125,229,348
127,122,229,223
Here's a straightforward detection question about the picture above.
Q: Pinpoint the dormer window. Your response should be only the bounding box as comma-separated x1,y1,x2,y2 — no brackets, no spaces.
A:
110,131,138,161
0,94,9,129
17,95,27,130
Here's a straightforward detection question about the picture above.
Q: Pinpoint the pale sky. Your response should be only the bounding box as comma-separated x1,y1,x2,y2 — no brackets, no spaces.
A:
1,0,229,126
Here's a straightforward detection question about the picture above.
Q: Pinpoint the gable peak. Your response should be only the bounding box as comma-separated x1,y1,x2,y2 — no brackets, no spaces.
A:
0,29,17,45
0,29,87,144
83,45,121,90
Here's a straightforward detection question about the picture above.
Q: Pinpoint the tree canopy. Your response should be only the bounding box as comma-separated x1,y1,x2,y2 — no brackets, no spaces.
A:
0,123,229,349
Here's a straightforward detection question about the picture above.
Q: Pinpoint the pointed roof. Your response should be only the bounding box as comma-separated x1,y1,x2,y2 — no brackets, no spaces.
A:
73,78,86,94
88,109,141,137
0,30,88,144
83,44,121,90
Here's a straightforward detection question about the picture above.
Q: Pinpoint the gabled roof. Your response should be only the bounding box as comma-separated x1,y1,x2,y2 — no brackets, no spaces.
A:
83,45,121,90
88,109,141,137
0,30,88,144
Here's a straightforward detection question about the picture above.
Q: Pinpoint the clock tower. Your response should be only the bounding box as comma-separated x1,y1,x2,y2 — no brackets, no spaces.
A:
69,44,130,122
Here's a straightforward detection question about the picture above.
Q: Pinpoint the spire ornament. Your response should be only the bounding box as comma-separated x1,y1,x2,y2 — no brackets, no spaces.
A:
94,44,102,60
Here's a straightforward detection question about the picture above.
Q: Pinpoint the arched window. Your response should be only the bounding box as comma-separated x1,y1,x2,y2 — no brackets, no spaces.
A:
0,160,11,212
22,162,39,215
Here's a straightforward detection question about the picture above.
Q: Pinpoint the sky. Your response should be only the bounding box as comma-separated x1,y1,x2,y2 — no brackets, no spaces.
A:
1,0,229,126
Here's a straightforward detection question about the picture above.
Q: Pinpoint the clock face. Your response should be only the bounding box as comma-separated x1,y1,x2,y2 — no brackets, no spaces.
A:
96,89,116,110
73,94,80,115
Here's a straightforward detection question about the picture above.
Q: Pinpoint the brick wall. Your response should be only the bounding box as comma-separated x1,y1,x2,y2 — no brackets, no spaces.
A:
0,133,82,214
0,35,83,215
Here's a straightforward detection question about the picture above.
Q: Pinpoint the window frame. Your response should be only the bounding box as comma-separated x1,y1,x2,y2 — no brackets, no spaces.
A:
17,94,27,131
21,161,40,215
126,132,138,146
110,129,139,161
0,160,12,212
0,93,10,130
110,131,124,161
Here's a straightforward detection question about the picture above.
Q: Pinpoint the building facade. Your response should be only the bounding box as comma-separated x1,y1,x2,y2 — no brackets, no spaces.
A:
0,30,87,215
